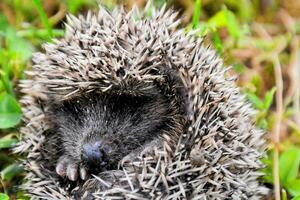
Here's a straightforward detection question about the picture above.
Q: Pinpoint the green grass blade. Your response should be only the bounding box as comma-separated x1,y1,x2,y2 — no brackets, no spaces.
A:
192,0,201,29
32,0,53,39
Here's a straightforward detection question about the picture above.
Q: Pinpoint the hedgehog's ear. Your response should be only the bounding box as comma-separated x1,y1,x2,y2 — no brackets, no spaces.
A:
156,66,194,120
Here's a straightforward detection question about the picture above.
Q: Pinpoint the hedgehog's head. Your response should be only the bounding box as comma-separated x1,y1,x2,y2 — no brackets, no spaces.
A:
47,75,186,181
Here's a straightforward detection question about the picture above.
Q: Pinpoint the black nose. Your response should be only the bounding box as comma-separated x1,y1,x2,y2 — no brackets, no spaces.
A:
82,142,110,168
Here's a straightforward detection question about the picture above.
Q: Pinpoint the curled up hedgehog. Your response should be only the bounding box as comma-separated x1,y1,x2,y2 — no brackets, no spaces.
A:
15,4,269,200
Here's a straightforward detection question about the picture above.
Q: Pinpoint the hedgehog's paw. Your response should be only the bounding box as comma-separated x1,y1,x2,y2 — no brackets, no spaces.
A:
56,156,88,181
120,139,162,166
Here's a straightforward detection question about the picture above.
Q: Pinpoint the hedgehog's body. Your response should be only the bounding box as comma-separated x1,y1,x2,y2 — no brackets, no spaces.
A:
16,4,268,200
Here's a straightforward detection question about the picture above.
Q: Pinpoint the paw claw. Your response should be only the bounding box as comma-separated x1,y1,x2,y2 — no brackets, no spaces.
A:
67,164,78,181
80,166,88,180
56,159,67,177
56,156,81,181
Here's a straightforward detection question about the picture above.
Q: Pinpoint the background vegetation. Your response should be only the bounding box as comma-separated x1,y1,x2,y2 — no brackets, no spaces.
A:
0,0,300,199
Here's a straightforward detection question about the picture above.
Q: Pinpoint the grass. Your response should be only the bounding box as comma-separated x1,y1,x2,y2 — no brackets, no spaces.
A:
191,0,201,28
32,0,53,39
0,0,300,199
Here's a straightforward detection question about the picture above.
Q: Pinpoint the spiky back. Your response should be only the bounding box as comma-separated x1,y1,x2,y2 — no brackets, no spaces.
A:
16,4,268,200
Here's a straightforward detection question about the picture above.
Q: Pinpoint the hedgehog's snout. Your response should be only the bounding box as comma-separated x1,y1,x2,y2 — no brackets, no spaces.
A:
81,141,111,170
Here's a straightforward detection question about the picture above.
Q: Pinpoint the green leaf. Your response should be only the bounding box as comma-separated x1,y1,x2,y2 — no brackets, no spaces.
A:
232,63,246,74
0,68,14,95
0,14,9,32
250,74,263,92
6,27,34,61
257,117,268,129
246,92,264,110
1,163,23,181
0,80,3,92
208,8,242,39
286,179,300,197
0,193,9,200
292,195,300,200
224,0,254,22
0,92,22,129
0,16,33,62
0,134,18,149
279,147,300,185
261,153,274,183
264,87,276,110
223,10,241,39
16,191,30,200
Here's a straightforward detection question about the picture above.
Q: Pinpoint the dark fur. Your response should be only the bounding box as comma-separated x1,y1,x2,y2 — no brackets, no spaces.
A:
51,91,168,167
45,70,186,180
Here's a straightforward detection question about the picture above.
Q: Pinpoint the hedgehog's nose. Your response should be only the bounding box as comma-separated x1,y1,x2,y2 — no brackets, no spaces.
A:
82,142,110,169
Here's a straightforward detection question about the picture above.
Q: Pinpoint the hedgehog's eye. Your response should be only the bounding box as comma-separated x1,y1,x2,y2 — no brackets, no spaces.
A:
148,68,160,75
116,68,126,78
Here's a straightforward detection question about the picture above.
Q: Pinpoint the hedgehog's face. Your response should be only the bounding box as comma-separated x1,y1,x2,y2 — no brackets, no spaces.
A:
48,89,170,181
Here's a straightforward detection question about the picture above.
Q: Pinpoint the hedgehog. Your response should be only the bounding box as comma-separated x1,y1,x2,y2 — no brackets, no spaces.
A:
15,4,269,200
